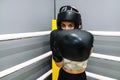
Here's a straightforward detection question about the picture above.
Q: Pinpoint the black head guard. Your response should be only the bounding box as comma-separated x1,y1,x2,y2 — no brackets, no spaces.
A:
57,5,82,30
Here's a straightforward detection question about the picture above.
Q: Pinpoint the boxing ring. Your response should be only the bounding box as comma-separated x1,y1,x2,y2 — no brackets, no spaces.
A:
0,30,120,80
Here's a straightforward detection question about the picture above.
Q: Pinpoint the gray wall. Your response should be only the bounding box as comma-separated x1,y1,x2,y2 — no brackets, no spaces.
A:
56,0,120,31
56,0,120,80
0,0,53,34
0,0,53,80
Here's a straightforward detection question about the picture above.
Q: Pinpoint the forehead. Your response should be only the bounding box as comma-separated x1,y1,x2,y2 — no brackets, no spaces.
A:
61,21,75,24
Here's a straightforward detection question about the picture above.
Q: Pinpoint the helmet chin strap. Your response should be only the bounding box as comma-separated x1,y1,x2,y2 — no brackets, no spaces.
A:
79,24,83,29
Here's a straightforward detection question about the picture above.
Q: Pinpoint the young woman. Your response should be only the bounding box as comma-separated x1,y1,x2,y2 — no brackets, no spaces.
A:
50,5,94,80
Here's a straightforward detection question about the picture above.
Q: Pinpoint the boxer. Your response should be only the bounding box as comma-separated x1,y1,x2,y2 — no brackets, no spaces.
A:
50,5,94,80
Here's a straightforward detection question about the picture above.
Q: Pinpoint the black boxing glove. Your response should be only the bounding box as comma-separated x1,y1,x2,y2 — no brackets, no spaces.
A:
55,29,94,61
50,30,63,62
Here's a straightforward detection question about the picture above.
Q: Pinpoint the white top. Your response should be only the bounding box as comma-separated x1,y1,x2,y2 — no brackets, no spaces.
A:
63,58,88,70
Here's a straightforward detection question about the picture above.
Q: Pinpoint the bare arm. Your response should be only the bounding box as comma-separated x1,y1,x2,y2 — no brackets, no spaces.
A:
55,60,64,68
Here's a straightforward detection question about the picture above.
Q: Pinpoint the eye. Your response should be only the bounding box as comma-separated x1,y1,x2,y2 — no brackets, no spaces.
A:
68,24,75,28
61,24,66,28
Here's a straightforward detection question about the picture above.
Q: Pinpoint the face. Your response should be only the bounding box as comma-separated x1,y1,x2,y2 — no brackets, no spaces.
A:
61,21,75,30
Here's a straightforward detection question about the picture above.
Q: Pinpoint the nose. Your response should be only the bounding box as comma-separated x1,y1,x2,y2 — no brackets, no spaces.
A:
64,26,70,30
